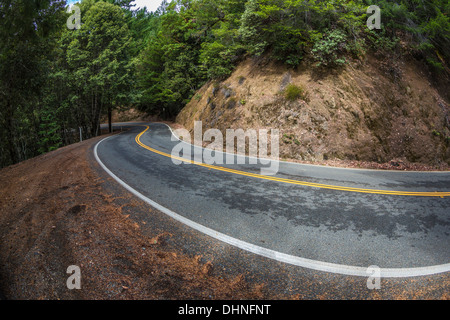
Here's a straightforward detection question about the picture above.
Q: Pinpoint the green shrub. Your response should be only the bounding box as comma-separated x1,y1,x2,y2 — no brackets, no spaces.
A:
311,29,348,68
284,84,307,101
200,41,238,80
271,27,305,67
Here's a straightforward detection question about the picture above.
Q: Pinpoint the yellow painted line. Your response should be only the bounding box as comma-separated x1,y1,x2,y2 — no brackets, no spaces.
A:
135,126,450,198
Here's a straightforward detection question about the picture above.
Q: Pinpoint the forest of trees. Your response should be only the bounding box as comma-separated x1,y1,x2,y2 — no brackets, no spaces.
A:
0,0,449,168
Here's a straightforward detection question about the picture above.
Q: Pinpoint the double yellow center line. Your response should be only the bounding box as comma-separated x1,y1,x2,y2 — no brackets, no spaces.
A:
135,126,450,198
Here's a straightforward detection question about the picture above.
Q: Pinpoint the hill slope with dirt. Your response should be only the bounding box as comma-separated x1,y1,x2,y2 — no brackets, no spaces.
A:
176,54,450,170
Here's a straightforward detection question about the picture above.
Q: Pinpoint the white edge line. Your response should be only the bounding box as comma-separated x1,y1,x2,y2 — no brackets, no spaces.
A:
94,133,450,278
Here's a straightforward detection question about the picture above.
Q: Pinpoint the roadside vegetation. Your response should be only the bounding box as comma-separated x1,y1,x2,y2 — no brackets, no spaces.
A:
1,0,449,168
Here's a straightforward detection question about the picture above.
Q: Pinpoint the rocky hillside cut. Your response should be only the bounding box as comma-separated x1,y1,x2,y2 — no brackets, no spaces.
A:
177,55,450,169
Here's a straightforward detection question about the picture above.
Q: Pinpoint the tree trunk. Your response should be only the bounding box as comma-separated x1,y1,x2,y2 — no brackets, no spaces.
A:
5,98,17,165
108,106,112,133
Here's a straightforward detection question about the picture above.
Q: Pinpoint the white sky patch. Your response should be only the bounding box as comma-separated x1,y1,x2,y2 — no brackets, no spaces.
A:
67,0,164,12
132,0,163,12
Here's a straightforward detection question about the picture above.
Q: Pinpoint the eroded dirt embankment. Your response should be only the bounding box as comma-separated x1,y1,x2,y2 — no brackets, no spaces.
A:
0,134,267,300
177,54,450,170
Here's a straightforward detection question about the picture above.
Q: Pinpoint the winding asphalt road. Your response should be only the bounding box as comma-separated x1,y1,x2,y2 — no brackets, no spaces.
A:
95,123,450,278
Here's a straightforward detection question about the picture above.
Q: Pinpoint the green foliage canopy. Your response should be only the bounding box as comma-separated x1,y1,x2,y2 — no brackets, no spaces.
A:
0,0,449,168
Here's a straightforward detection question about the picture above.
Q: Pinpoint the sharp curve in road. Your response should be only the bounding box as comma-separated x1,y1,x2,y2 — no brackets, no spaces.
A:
95,122,450,278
